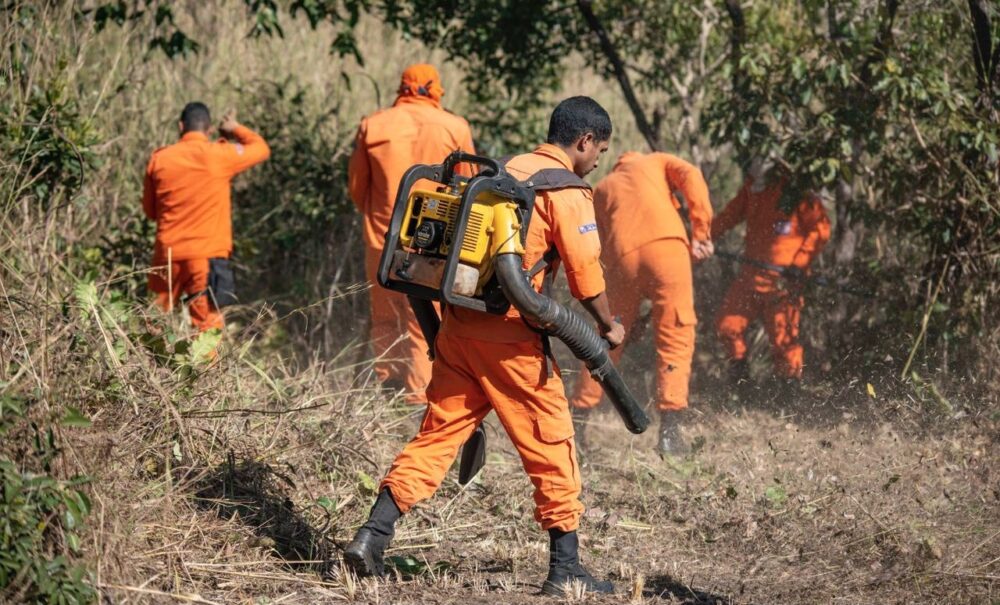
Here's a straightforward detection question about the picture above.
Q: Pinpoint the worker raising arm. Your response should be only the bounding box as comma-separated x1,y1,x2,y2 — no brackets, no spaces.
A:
143,103,270,332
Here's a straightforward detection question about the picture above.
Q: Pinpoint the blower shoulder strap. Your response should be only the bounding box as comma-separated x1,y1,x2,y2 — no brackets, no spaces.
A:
523,168,591,192
497,153,588,280
497,156,592,192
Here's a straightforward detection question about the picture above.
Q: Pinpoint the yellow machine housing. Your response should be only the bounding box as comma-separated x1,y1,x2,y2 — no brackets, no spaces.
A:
397,185,522,296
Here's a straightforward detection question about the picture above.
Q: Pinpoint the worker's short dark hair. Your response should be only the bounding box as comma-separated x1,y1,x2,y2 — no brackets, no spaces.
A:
180,102,211,132
546,96,612,146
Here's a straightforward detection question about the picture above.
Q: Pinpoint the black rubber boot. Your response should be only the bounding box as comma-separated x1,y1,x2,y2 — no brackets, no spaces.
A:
343,488,401,577
728,358,755,403
657,410,687,457
541,529,614,596
728,358,750,386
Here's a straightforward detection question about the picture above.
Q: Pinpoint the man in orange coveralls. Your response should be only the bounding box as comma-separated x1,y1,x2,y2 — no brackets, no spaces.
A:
143,103,270,331
345,97,624,596
714,159,830,385
571,152,714,456
348,64,476,404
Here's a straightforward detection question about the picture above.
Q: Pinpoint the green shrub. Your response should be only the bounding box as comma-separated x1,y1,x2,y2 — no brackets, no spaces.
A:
0,397,95,605
0,68,100,206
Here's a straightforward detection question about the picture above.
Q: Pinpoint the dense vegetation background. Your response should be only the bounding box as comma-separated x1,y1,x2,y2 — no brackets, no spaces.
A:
1,1,997,603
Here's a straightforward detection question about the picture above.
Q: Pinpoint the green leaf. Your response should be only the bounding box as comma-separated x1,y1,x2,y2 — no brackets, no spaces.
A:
189,329,221,365
356,470,377,495
316,496,336,512
386,555,426,576
64,497,81,529
60,407,91,428
73,281,98,308
764,485,787,506
73,490,91,516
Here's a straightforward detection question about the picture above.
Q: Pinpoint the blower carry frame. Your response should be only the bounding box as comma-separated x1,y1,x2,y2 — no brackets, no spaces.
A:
377,151,650,482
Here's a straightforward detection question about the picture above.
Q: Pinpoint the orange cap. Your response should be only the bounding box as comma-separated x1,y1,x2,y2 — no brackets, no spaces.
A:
398,63,445,102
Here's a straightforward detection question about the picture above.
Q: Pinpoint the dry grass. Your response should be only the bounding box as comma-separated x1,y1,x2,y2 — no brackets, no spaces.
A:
5,263,995,603
58,335,999,604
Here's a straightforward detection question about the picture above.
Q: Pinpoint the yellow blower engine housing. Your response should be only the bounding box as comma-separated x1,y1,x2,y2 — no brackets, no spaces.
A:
397,186,521,296
377,153,535,314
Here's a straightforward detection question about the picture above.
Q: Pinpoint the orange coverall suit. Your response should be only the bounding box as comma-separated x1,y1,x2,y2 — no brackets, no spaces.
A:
348,65,475,403
381,144,605,532
143,126,270,331
573,152,712,412
714,178,831,377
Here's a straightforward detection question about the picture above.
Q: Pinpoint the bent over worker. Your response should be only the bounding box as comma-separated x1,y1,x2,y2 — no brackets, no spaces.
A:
344,97,625,596
143,103,270,331
571,152,713,456
714,160,830,384
348,63,476,404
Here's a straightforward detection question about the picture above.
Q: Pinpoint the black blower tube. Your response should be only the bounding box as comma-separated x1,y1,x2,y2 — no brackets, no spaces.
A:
494,254,650,434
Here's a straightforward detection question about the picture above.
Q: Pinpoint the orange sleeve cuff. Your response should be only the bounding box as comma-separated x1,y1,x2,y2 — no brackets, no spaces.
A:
565,259,606,300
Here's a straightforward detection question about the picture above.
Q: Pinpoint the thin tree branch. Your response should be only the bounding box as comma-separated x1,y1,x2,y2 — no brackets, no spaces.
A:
967,0,994,99
575,0,660,151
724,0,746,95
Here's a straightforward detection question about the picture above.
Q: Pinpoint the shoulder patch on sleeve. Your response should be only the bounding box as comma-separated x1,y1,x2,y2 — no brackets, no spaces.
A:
578,222,598,234
233,143,245,156
772,220,792,235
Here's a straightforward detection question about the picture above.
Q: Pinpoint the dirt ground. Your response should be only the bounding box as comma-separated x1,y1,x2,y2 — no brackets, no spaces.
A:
84,364,998,605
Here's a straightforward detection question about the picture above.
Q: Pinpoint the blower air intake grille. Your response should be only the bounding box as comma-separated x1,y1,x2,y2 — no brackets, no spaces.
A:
462,211,485,255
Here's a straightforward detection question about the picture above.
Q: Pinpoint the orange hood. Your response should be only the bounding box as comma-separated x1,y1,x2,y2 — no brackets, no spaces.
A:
395,63,445,106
